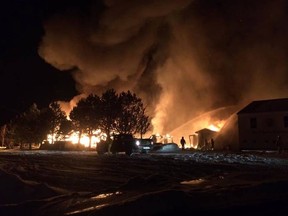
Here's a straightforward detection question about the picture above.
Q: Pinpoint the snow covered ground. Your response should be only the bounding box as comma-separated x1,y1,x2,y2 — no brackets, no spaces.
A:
0,149,288,216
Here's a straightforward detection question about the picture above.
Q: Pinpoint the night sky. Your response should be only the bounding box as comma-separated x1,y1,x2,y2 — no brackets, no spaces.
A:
1,0,288,134
0,0,83,124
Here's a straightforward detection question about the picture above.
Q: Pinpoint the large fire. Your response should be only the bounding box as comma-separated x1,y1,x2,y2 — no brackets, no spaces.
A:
147,119,226,150
207,121,225,132
46,129,106,148
46,119,225,149
45,100,229,150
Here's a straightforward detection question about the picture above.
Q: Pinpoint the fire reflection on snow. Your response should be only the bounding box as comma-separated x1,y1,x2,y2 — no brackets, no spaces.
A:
181,178,205,185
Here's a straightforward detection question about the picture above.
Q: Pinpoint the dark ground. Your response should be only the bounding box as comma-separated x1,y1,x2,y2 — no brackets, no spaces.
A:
0,150,288,216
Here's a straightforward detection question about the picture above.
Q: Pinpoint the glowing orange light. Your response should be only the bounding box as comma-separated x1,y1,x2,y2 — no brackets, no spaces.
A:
46,129,106,148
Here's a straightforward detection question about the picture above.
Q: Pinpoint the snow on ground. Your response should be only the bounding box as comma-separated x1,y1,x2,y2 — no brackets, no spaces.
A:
0,149,288,216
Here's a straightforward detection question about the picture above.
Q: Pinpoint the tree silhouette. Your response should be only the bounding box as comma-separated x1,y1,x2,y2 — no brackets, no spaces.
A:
98,89,121,141
69,89,151,148
115,91,150,136
69,94,101,148
7,89,151,149
136,106,151,139
58,118,73,139
9,103,45,149
40,101,67,144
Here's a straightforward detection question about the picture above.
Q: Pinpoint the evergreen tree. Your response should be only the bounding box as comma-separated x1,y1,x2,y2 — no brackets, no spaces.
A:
40,101,67,144
115,90,150,136
98,89,121,141
69,94,101,148
10,103,44,149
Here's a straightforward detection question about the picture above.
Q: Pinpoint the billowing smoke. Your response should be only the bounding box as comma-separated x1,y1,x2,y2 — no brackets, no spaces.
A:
38,0,288,140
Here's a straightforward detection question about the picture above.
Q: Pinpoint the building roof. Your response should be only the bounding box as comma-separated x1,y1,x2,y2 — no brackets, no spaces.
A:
237,98,288,114
195,128,218,134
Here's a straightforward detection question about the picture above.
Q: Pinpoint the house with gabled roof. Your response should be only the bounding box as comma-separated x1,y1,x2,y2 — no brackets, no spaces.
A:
237,98,288,150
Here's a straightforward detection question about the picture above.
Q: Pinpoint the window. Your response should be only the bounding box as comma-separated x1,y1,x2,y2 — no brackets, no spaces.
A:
250,118,257,128
284,116,288,128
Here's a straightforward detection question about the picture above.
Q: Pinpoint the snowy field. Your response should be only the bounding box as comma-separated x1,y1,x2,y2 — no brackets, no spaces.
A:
0,149,288,216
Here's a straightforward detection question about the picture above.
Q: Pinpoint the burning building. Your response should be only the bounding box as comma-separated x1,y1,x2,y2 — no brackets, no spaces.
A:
38,0,288,140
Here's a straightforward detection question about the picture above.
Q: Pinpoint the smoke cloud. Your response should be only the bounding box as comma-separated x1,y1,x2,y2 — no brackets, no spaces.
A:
38,0,288,140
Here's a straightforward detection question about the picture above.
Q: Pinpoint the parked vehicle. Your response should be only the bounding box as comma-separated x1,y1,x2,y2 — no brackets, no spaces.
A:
97,134,154,155
110,133,137,156
134,138,154,153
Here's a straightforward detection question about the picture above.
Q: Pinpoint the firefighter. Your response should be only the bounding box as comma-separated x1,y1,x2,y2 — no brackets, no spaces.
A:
211,138,215,150
180,136,186,151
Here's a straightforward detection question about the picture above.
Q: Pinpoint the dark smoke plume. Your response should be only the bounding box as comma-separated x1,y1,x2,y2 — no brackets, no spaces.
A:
38,0,288,139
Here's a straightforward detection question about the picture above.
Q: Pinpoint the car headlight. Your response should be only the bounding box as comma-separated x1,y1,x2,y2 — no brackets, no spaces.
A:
136,140,140,146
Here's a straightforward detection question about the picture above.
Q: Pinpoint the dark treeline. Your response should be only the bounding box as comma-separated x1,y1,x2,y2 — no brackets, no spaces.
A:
1,89,151,149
